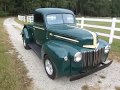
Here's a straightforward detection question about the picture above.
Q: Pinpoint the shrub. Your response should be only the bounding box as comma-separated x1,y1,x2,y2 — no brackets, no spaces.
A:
0,11,9,17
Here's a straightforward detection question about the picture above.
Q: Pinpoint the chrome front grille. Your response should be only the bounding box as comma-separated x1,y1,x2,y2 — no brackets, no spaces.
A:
82,48,104,70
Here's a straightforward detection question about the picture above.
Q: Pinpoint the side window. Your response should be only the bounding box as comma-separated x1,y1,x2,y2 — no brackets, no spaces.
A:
34,13,44,24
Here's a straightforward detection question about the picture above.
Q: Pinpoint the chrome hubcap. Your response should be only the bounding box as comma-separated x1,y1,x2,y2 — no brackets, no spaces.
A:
45,59,53,75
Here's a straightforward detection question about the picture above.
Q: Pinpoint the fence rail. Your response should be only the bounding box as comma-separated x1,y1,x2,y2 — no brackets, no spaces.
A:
18,15,120,44
76,17,120,44
18,15,33,23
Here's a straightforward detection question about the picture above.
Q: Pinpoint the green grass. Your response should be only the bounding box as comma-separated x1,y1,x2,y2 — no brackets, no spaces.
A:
84,20,120,36
85,21,111,27
0,18,32,90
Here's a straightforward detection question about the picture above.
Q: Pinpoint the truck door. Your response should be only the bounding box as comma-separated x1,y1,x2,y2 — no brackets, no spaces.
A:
33,13,47,45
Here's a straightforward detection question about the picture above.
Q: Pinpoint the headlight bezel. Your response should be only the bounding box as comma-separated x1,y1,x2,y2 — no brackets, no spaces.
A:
74,52,82,62
104,45,111,54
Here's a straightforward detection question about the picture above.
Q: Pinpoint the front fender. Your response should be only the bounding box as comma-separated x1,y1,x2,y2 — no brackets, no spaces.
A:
42,40,71,76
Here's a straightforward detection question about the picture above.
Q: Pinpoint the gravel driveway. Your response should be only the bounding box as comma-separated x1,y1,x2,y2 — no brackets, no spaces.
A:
4,18,120,90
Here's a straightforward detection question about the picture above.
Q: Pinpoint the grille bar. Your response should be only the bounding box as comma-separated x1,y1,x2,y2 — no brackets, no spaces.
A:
82,48,104,70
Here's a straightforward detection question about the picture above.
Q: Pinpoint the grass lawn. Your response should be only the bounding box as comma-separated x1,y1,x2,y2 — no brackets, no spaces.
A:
0,18,32,90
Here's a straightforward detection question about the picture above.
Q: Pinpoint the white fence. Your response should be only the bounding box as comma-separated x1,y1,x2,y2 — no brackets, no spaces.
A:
76,17,120,44
18,15,34,23
18,15,120,44
18,15,26,22
26,15,34,23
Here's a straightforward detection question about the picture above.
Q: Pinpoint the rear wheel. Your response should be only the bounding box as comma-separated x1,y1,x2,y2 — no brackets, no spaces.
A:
44,55,57,80
23,37,30,50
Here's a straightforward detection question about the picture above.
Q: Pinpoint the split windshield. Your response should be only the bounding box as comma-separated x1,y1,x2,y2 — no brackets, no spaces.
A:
47,14,74,25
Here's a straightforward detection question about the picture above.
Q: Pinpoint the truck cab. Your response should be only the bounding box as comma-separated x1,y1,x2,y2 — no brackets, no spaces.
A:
21,8,112,81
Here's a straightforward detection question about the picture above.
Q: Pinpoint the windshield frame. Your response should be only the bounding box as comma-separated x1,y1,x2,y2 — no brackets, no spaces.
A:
46,13,75,25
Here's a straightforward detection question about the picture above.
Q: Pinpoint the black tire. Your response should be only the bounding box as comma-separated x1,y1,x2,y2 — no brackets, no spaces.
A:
23,37,30,50
44,55,57,80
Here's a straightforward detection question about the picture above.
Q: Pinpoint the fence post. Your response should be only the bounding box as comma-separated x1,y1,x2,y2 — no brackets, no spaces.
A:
20,15,21,21
81,17,84,28
30,16,32,23
23,16,26,22
18,15,19,20
19,15,21,21
32,16,34,23
27,16,30,23
109,18,116,44
27,16,28,23
31,16,33,23
22,16,24,21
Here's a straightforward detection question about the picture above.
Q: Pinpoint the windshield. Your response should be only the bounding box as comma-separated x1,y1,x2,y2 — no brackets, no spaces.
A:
47,14,74,25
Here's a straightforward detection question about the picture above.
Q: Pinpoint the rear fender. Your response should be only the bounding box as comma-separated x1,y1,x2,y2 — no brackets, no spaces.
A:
22,25,34,43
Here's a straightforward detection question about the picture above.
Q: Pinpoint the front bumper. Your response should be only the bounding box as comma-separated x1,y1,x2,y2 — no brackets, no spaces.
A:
70,60,112,81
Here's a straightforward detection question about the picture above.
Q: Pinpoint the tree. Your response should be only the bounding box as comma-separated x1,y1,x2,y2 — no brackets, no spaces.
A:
111,0,120,17
83,0,111,16
0,0,120,17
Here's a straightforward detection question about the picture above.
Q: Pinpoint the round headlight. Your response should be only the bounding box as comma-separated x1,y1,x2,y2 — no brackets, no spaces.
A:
104,45,110,54
74,52,82,62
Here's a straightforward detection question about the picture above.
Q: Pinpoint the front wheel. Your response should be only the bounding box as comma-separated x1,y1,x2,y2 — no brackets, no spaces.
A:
44,55,57,80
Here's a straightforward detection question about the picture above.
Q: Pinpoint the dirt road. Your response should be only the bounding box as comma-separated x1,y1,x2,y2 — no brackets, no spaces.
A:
4,18,120,90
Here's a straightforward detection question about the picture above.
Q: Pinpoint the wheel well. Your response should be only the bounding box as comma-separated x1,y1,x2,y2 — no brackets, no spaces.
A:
43,54,47,59
22,27,26,38
22,34,24,38
43,53,58,78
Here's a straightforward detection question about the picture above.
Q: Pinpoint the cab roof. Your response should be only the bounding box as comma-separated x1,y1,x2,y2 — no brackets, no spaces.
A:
34,8,74,15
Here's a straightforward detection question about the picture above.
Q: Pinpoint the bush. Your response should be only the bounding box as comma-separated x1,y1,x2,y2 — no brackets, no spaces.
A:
0,11,9,17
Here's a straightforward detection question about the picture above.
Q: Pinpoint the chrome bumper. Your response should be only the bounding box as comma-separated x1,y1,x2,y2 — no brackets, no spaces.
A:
70,60,112,81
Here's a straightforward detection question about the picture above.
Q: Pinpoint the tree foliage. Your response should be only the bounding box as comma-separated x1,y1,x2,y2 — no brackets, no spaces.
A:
0,0,119,17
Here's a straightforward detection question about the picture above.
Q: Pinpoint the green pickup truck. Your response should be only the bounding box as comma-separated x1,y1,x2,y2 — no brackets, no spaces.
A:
21,8,112,81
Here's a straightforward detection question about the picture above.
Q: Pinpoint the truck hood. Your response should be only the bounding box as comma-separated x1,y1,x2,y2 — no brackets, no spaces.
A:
47,24,94,46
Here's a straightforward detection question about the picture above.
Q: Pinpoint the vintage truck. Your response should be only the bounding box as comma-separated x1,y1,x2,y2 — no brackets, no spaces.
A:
21,8,112,81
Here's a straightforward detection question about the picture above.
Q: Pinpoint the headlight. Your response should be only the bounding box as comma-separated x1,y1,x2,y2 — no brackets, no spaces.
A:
74,52,82,62
104,45,110,54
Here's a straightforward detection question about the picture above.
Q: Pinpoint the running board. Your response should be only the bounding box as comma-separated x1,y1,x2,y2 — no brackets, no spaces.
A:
28,43,42,58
